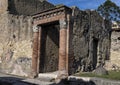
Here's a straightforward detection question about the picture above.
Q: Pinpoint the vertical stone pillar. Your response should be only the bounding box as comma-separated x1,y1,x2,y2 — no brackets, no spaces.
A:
88,34,94,70
58,19,68,77
32,25,39,77
37,26,42,73
66,14,73,75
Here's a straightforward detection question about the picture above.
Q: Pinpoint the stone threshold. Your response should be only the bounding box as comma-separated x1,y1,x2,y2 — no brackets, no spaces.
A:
38,71,58,81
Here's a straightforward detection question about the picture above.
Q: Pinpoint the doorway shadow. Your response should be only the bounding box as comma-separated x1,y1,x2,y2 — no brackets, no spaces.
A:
39,23,59,73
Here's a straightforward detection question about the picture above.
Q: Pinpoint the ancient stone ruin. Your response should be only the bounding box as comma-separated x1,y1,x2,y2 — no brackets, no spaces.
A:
0,0,112,78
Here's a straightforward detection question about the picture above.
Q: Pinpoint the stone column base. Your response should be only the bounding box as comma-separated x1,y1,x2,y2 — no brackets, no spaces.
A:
55,70,68,83
29,70,38,78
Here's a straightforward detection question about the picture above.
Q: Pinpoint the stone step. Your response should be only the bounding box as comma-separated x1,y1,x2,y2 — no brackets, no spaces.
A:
38,71,58,82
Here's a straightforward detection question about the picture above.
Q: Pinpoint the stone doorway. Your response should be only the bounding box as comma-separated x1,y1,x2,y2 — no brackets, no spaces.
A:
32,5,72,78
93,38,98,69
39,22,60,73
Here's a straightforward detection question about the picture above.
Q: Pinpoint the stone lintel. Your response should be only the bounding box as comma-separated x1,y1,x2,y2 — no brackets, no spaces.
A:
33,14,64,25
32,5,71,18
32,25,42,77
33,6,72,26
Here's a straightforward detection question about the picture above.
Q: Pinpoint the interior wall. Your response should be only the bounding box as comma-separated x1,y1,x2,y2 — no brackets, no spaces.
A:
40,24,59,73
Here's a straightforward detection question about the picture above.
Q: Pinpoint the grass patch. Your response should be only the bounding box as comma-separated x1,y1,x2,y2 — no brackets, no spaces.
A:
74,71,120,80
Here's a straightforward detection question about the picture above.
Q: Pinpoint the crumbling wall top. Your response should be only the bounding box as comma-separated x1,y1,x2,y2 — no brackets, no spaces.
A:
7,0,54,15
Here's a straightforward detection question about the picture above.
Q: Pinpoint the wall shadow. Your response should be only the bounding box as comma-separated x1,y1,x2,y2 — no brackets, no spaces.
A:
50,78,96,85
0,77,37,85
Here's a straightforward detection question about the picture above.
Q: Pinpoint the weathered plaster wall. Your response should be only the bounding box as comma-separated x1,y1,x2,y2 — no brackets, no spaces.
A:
105,30,120,70
0,0,55,76
0,13,33,76
111,31,120,66
72,7,111,73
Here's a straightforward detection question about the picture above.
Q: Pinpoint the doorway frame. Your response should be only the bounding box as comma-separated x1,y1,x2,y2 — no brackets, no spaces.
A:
31,5,73,78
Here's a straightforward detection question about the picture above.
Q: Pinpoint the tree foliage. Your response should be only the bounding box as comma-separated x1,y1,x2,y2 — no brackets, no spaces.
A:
97,0,120,22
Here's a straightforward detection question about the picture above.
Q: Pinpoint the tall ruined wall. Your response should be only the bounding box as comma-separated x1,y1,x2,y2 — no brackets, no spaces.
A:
90,12,111,70
72,7,111,72
0,13,33,76
72,7,90,72
105,30,120,70
8,0,54,15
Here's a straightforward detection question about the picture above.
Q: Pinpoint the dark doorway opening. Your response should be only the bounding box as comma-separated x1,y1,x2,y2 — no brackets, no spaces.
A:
93,38,98,69
39,22,60,73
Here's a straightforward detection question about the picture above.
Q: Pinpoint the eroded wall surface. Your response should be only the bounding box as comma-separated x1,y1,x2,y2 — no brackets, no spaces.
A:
72,7,111,72
105,30,120,70
0,13,33,76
